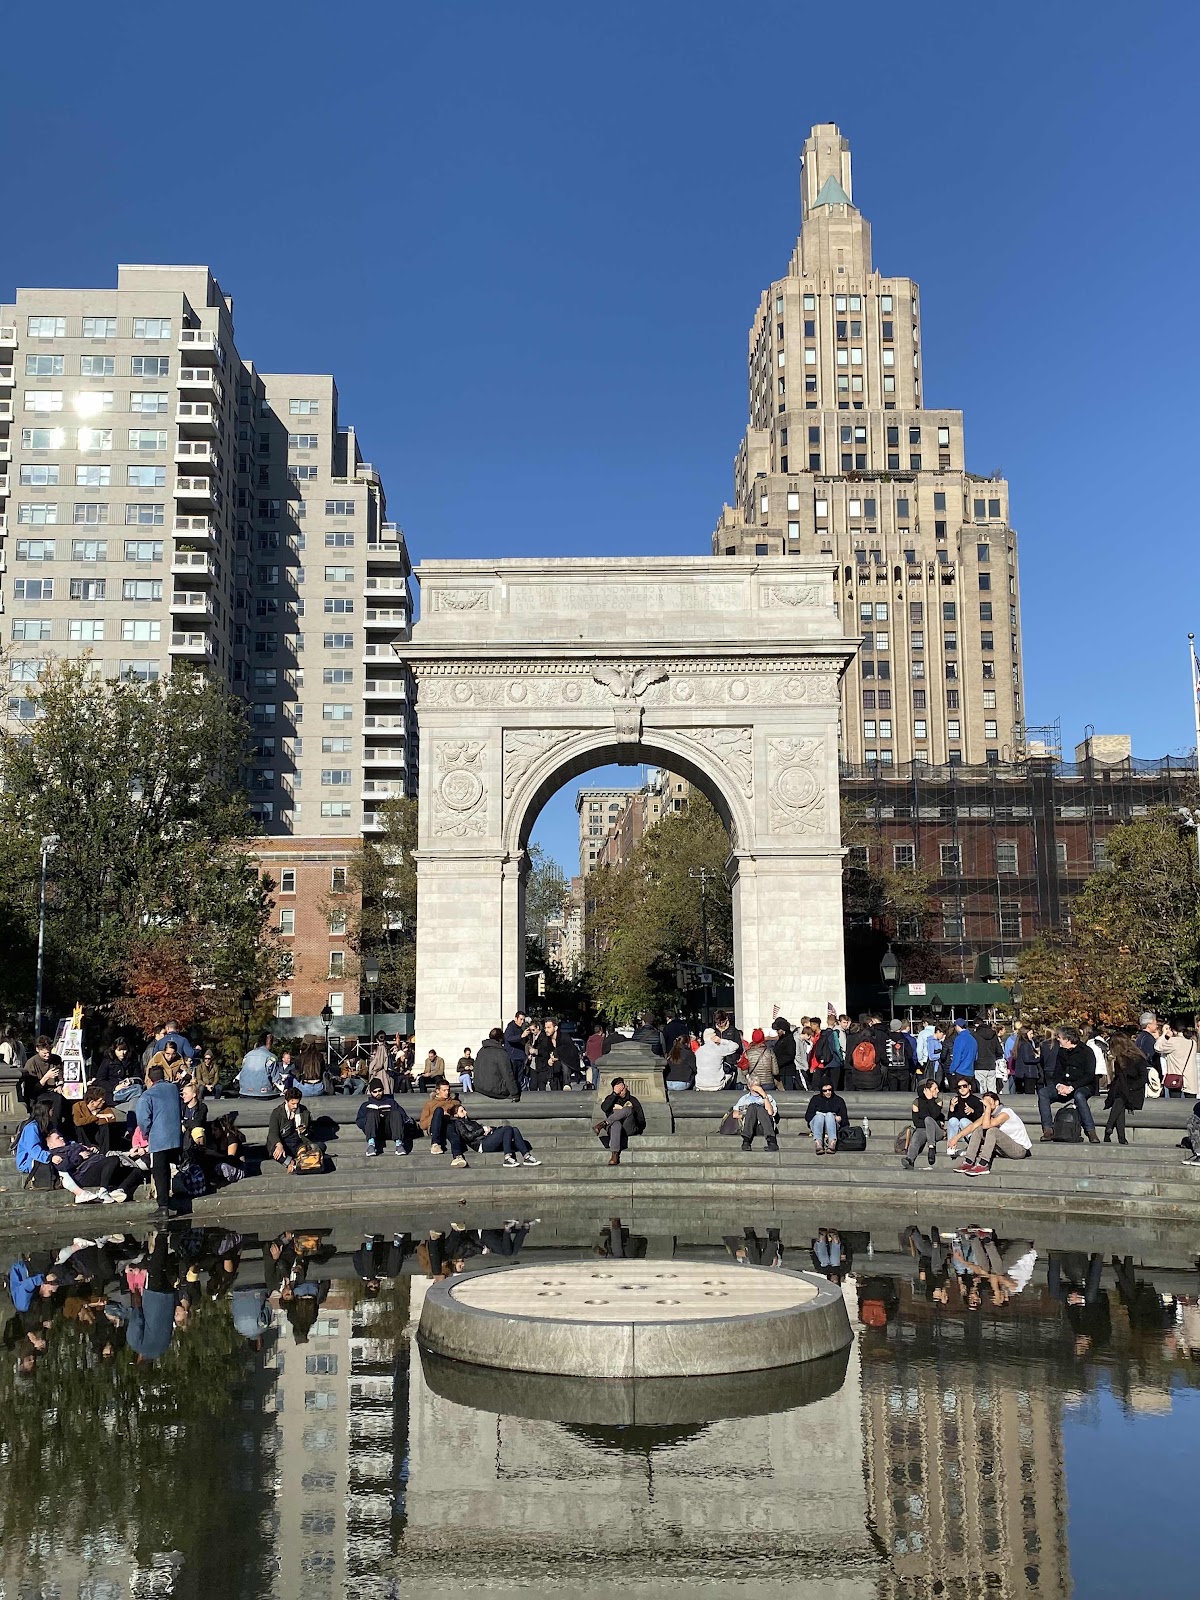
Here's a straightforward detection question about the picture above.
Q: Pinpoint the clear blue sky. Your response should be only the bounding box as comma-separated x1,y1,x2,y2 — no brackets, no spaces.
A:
4,2,1197,875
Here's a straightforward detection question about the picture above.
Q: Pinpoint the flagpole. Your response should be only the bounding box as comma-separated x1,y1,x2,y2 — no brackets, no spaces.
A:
1190,633,1200,878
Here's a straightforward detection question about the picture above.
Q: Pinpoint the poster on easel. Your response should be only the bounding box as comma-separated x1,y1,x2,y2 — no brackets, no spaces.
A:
52,1004,87,1101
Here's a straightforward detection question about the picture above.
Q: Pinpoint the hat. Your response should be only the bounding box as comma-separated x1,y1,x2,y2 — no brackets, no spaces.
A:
889,1019,904,1033
751,1028,765,1045
1138,1011,1156,1027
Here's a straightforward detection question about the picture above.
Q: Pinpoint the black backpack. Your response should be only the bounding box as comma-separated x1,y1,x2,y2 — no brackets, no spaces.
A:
838,1125,868,1152
1052,1103,1082,1143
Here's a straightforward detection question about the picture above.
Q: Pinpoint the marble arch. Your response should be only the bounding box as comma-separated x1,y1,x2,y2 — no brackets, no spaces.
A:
407,557,858,1047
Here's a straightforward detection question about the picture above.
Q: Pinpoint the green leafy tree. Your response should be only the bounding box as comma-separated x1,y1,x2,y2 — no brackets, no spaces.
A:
585,793,733,1018
0,660,287,1028
1018,806,1200,1024
341,795,418,1014
524,844,568,954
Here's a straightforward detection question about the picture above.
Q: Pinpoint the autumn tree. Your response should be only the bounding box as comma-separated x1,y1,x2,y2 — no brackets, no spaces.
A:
340,796,418,1015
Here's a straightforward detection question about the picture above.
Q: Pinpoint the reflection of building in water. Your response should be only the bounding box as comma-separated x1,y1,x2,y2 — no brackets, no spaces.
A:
860,1300,1072,1598
402,1278,877,1590
267,1279,406,1598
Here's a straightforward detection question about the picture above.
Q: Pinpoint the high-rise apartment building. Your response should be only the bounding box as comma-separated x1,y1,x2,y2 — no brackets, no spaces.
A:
0,265,416,1018
713,125,1023,769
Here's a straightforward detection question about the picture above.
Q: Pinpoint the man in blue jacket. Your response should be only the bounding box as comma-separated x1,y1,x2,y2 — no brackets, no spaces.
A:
948,1020,978,1082
136,1066,183,1216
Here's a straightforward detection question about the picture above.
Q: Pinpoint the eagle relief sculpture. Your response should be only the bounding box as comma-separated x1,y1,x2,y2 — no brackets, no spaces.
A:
591,662,668,745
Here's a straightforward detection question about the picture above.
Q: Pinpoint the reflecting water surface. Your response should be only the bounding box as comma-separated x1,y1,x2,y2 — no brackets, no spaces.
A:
1,1213,1197,1598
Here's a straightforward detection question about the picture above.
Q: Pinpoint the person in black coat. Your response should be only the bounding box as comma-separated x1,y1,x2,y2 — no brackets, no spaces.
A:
772,1017,800,1090
804,1083,849,1152
1103,1035,1147,1146
473,1030,522,1101
1037,1027,1100,1142
594,1078,645,1166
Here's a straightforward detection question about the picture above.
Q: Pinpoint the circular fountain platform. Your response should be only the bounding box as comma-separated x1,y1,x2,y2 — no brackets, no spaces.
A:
417,1260,851,1381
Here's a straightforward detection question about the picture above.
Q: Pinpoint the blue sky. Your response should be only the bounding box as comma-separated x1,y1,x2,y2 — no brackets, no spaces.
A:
3,2,1196,875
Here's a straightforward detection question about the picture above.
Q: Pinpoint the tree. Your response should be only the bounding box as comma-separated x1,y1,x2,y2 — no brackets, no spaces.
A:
841,799,948,992
0,661,287,1029
524,845,567,954
341,795,418,1015
1017,807,1200,1024
585,793,733,1018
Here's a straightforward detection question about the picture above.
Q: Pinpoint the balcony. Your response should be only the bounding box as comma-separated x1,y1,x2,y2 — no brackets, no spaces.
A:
170,550,216,579
0,441,10,463
0,327,16,350
173,439,215,469
363,575,407,597
173,475,215,502
363,713,407,731
0,364,13,386
363,678,407,700
170,591,213,615
361,780,407,801
363,607,407,629
173,513,215,539
177,328,220,361
175,400,218,433
0,474,9,498
362,641,404,662
0,399,13,422
362,745,407,764
0,512,8,536
177,367,222,397
169,630,214,656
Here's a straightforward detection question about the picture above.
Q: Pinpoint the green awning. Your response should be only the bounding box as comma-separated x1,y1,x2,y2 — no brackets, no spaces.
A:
894,982,1010,1009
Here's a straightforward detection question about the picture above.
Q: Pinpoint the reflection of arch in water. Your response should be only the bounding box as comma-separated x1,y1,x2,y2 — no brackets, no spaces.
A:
506,729,749,857
419,1340,851,1429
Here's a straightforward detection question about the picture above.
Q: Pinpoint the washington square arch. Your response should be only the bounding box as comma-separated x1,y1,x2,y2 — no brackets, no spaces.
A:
408,556,859,1047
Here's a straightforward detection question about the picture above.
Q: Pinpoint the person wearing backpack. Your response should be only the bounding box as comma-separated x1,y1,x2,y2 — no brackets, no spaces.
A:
848,1030,882,1091
1036,1026,1101,1143
882,1022,915,1092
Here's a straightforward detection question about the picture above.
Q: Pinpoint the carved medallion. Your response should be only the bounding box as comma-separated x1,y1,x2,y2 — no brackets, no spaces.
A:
767,737,825,834
432,740,488,836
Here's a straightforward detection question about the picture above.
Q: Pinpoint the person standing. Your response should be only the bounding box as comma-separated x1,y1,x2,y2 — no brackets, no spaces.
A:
771,1014,800,1091
947,1020,979,1083
136,1066,183,1216
473,1029,522,1101
1154,1024,1198,1100
1103,1035,1147,1145
972,1019,1003,1095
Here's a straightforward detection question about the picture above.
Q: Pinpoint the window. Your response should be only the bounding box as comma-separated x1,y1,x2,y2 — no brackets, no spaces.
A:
277,993,293,1018
25,390,63,413
128,429,166,452
77,427,112,451
125,503,164,526
321,769,352,785
124,539,163,561
130,391,168,415
28,316,66,337
69,577,106,600
11,619,52,641
321,802,352,818
323,597,354,614
72,502,109,525
76,465,111,486
132,355,170,378
18,503,59,526
982,689,997,709
133,318,171,339
122,579,162,600
288,433,319,450
988,498,1001,519
996,841,1018,875
999,902,1021,939
947,718,961,739
863,719,876,739
942,911,966,941
82,316,117,339
323,703,354,719
279,909,296,934
328,951,346,977
946,689,959,709
323,632,354,650
127,465,166,487
913,717,927,740
943,631,957,652
324,500,356,518
323,668,353,685
328,912,347,936
121,619,161,641
252,703,276,724
14,579,54,601
290,463,319,480
119,660,161,683
26,354,65,377
16,539,56,561
68,619,104,641
321,736,352,753
982,661,996,680
19,464,59,485
979,601,993,622
255,632,278,654
254,670,278,690
330,866,348,892
913,690,926,709
324,531,354,548
289,398,320,415
984,719,999,740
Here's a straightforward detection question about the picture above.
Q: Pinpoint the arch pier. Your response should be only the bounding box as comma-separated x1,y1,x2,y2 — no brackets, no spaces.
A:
408,558,859,1047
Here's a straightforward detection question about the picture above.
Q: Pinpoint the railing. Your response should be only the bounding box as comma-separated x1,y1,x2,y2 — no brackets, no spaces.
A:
176,401,216,423
173,515,214,535
170,591,211,611
363,679,407,697
0,327,17,345
174,440,214,462
841,753,1199,782
178,328,219,351
171,550,213,571
0,475,9,497
0,365,13,383
169,630,212,653
173,475,213,496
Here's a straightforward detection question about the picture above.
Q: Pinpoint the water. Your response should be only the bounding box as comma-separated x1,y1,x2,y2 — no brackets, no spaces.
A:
1,1210,1197,1598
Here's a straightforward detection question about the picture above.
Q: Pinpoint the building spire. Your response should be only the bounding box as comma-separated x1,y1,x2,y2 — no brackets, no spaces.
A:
800,123,854,220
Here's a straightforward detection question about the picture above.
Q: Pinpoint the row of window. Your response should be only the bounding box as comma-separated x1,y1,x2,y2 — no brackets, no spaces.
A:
26,316,172,339
19,464,168,485
14,578,162,601
24,355,172,377
12,619,163,641
252,704,360,724
22,390,178,414
21,425,167,450
17,503,167,525
16,538,165,560
277,867,349,894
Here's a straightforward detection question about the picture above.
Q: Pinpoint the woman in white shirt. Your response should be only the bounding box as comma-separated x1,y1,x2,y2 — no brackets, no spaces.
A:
694,1028,740,1091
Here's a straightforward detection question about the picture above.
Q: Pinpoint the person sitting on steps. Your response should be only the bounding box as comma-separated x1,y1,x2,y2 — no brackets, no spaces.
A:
804,1081,849,1153
448,1103,542,1167
955,1091,1033,1175
356,1078,416,1156
902,1078,947,1170
733,1079,779,1151
419,1079,468,1166
594,1076,646,1166
267,1088,312,1174
1037,1026,1101,1143
945,1077,985,1158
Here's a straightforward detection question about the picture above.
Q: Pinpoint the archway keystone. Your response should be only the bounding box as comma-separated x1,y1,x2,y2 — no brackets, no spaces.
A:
409,557,858,1047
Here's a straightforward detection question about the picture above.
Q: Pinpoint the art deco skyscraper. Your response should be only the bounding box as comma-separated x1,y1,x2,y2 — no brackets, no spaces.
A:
714,124,1024,769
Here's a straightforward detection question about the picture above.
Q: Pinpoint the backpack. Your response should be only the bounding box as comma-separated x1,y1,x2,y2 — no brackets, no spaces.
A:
293,1144,325,1174
885,1038,907,1072
852,1040,876,1073
838,1125,868,1152
1052,1103,1082,1143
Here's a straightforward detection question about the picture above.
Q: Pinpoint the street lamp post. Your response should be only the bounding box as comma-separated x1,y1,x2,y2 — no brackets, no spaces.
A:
1010,978,1024,1022
320,1003,334,1069
929,992,944,1021
689,867,714,1029
362,956,380,1044
34,834,59,1038
238,989,254,1055
880,944,901,1021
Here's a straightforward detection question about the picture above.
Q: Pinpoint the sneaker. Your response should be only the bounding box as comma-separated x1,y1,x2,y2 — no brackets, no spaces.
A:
927,1146,937,1167
365,1144,378,1158
74,1188,105,1205
503,1154,521,1167
106,1190,129,1204
429,1143,444,1156
1182,1155,1200,1166
965,1163,991,1177
450,1155,469,1169
901,1158,915,1170
394,1141,408,1156
521,1154,541,1166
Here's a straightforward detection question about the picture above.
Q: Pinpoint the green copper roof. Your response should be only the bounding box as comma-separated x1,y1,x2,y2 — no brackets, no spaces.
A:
812,174,854,209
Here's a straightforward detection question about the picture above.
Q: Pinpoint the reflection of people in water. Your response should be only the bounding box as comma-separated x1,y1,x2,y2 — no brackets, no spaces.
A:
725,1227,783,1268
902,1224,952,1303
951,1228,1036,1310
354,1232,413,1294
595,1218,648,1259
809,1229,849,1283
1048,1251,1111,1353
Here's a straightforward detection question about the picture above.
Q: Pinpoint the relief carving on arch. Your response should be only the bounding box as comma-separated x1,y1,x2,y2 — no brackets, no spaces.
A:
432,739,488,837
766,736,826,835
502,729,577,800
683,727,754,798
